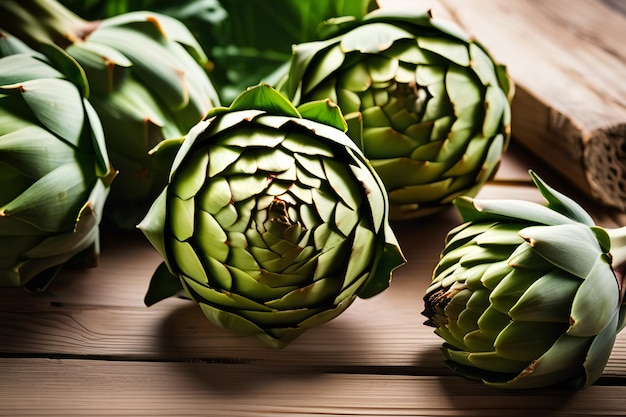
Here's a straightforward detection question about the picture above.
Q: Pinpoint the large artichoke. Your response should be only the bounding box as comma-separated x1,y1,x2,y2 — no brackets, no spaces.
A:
0,31,115,290
0,0,219,228
423,171,626,389
280,8,513,220
139,84,405,348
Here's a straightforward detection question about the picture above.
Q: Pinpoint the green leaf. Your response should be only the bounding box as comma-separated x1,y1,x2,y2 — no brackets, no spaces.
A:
341,23,412,54
583,310,619,387
297,99,347,132
569,255,619,337
455,196,580,226
0,125,75,177
88,24,190,109
519,224,603,279
144,262,185,306
1,162,90,232
488,333,590,389
38,43,90,97
229,84,300,118
508,270,579,323
19,78,85,148
0,54,63,85
530,170,595,226
494,321,567,362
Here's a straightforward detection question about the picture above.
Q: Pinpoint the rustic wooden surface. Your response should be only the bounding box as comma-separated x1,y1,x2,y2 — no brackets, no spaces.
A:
3,1,626,415
430,0,626,213
2,142,626,416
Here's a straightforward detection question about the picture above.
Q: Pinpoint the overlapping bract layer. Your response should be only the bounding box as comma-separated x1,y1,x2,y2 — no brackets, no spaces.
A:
67,11,219,227
0,33,115,290
0,0,220,228
281,8,513,219
423,172,625,389
139,85,404,348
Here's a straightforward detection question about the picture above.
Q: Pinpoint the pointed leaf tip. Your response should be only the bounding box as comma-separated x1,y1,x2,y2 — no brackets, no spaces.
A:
144,262,184,306
229,83,301,118
297,99,348,132
529,170,595,226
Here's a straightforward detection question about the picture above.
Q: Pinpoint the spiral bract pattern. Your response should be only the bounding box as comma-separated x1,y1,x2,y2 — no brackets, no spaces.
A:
140,85,404,347
281,8,513,219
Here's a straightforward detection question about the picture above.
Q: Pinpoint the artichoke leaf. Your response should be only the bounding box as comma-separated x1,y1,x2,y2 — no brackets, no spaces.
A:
144,262,185,306
530,170,595,226
519,224,603,279
569,255,619,337
297,99,347,133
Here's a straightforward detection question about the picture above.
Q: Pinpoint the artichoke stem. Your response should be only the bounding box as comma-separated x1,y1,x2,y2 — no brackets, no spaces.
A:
0,0,98,49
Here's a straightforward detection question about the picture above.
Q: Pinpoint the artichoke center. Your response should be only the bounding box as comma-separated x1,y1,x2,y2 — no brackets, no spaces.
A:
268,198,293,227
395,81,430,119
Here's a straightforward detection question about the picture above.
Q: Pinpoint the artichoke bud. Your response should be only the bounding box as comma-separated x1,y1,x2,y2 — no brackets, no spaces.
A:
139,84,405,348
0,31,114,290
423,171,626,389
278,8,513,220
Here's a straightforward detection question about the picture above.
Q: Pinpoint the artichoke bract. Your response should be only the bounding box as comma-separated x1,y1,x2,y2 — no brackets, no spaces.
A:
0,32,115,290
280,8,513,220
139,84,405,348
423,171,626,389
0,0,220,228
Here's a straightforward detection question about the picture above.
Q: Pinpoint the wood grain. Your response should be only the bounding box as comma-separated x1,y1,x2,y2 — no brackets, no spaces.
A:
1,359,626,417
2,149,626,414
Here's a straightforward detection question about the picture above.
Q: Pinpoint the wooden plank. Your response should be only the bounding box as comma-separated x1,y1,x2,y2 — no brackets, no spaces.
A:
0,358,625,416
2,183,626,378
429,0,626,213
0,210,458,368
0,151,623,369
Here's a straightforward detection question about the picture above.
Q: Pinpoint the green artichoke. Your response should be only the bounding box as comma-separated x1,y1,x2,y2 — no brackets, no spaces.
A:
0,31,115,290
0,0,220,228
139,84,405,348
423,171,626,389
56,0,378,105
279,8,513,220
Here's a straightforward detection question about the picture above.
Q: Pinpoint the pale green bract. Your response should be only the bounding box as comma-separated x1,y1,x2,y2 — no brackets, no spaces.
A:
279,8,513,219
0,0,220,229
0,32,115,291
423,171,626,389
139,84,405,348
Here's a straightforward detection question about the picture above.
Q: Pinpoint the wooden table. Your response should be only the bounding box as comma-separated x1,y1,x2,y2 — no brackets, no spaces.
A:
2,141,626,416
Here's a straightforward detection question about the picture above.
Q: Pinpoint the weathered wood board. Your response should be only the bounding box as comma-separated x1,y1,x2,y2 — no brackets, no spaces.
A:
429,0,626,212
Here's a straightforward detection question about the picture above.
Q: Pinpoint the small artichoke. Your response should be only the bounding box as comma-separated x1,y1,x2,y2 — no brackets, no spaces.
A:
0,32,115,290
0,0,220,228
280,8,513,219
139,84,405,348
423,171,626,389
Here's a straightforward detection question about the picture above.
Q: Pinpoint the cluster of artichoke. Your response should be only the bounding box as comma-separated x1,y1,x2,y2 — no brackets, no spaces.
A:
0,0,219,288
2,0,623,391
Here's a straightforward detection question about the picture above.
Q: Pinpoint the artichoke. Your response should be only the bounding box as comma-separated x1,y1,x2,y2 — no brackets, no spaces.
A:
279,8,513,220
423,171,626,389
0,0,219,228
56,0,378,105
138,84,405,348
0,31,115,290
